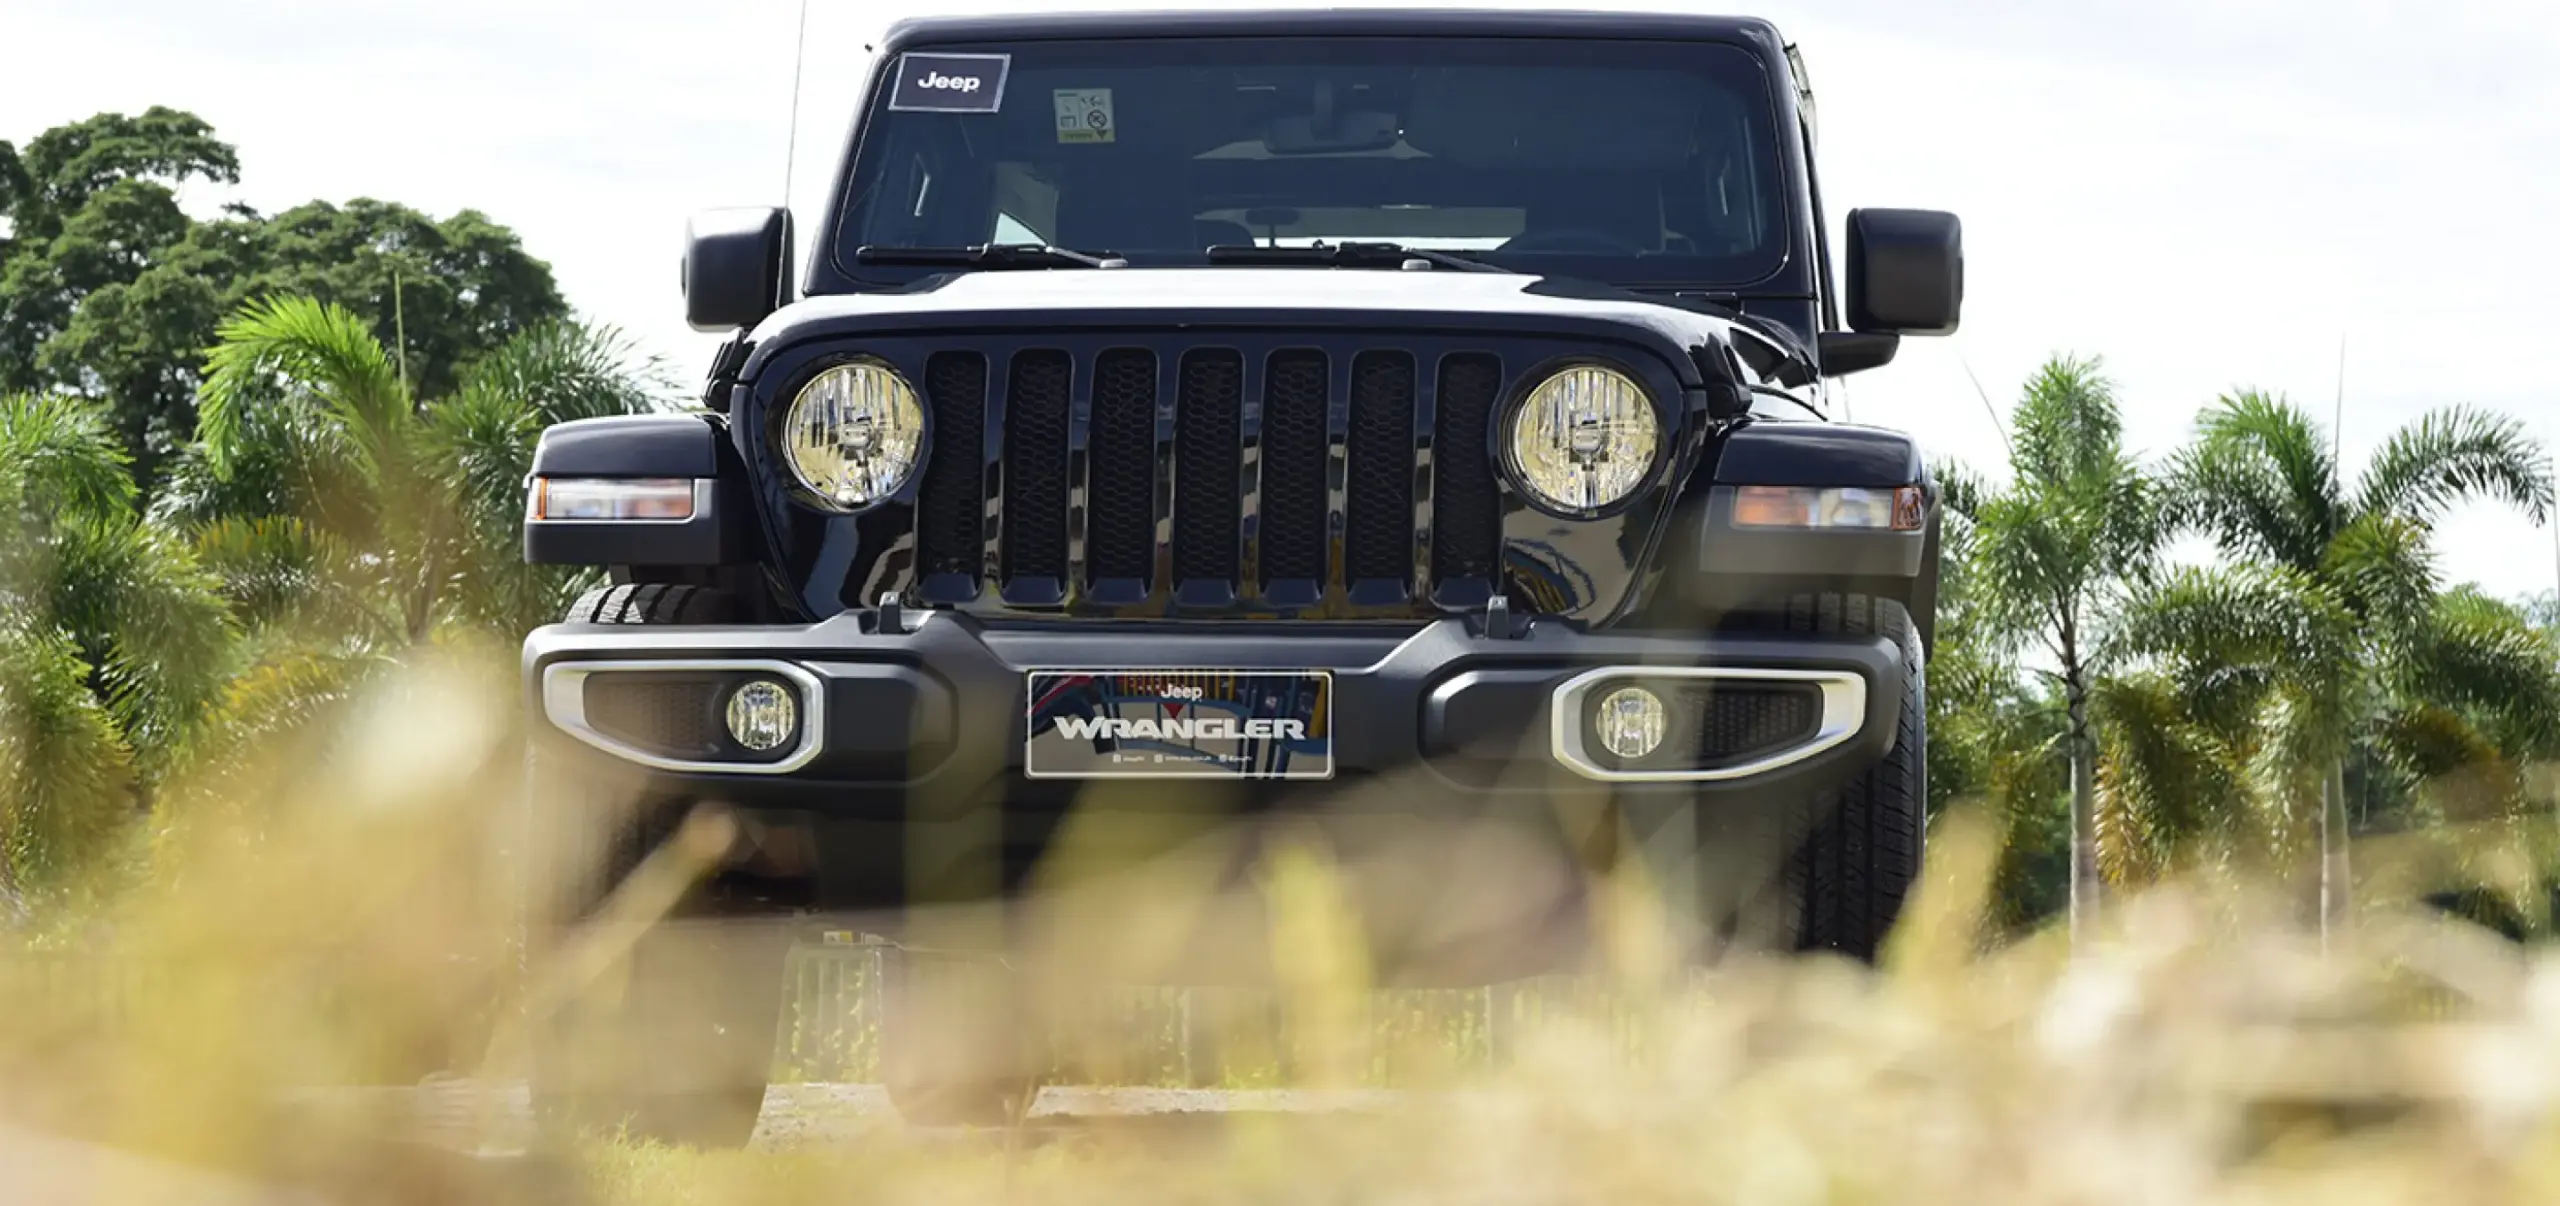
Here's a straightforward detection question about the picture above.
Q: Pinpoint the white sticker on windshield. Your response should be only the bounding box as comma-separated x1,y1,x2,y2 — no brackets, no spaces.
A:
888,53,1010,113
1054,88,1116,143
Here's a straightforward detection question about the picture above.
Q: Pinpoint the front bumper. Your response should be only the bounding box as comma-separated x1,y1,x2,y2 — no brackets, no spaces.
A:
522,612,1906,818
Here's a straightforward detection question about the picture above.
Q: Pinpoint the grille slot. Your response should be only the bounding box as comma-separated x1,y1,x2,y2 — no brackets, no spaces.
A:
1086,348,1159,592
1259,349,1331,592
1001,350,1073,590
1173,349,1244,592
1431,354,1504,589
1345,350,1418,591
915,351,987,595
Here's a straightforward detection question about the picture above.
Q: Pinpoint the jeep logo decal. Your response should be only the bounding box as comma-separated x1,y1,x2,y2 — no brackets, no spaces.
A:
888,52,1011,114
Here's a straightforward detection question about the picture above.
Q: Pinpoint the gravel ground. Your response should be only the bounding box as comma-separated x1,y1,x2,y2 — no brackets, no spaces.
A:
304,1080,1405,1152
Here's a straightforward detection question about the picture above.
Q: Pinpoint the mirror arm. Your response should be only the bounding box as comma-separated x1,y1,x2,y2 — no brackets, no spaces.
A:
1817,331,1900,378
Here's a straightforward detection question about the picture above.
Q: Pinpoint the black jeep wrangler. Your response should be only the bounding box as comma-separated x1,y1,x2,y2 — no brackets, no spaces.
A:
519,7,1959,1145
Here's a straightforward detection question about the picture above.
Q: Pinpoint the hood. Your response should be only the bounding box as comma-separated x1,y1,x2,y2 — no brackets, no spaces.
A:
738,267,1769,387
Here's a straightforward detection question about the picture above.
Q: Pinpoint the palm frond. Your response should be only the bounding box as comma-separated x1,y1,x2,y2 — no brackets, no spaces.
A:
185,515,394,642
2372,702,2526,825
147,397,363,536
2355,405,2555,528
1928,455,1992,526
2389,588,2560,759
0,619,139,898
197,295,410,487
2169,390,2338,571
2093,672,2269,880
2110,562,2357,698
450,318,679,427
2320,510,2439,632
44,516,238,782
0,392,140,523
2008,353,2123,490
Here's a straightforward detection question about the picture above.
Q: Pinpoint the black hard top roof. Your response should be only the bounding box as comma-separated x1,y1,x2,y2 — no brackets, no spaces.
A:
882,8,1787,50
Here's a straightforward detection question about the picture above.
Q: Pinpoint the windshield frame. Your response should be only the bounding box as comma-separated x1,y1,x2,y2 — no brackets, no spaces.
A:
817,32,1803,295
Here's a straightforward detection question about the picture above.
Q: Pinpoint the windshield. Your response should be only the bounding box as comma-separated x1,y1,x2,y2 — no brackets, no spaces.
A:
835,36,1789,286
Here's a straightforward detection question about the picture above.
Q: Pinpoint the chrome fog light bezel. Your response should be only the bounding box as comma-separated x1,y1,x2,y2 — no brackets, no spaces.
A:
541,659,826,774
1548,666,1868,783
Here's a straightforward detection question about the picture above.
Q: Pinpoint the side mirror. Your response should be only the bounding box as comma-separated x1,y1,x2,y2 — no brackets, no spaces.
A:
682,206,793,333
1842,208,1961,335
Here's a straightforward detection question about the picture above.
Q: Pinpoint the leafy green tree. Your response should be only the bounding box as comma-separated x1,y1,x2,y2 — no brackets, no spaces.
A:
1973,354,2167,939
0,392,232,907
2164,391,2557,930
3,110,568,489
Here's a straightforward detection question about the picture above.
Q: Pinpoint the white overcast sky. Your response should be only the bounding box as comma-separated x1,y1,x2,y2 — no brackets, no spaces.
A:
8,0,2557,601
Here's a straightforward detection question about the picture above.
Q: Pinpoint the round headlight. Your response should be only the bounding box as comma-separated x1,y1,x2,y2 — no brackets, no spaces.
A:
1505,365,1659,512
781,360,927,508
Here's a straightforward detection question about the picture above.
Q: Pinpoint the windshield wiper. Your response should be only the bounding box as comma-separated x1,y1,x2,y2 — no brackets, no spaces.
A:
1205,241,1517,275
855,243,1128,269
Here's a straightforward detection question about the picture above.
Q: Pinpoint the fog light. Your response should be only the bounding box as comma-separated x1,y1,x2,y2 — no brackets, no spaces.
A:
725,680,798,752
1594,686,1669,761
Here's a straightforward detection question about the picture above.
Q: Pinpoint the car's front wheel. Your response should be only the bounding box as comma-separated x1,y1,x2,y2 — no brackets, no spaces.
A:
523,582,786,1148
1639,593,1926,965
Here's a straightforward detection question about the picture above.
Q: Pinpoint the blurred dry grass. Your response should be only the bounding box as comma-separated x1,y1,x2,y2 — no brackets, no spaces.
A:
8,646,2560,1204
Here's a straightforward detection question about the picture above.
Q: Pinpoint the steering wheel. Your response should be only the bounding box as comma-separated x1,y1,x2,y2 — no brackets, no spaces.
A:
1497,228,1649,256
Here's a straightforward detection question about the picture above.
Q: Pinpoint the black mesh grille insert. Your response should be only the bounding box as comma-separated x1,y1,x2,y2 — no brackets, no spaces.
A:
1173,349,1244,585
1345,350,1417,585
1002,350,1072,584
1086,348,1159,586
1431,354,1504,583
587,677,721,759
916,351,987,582
1683,683,1824,765
1259,350,1330,587
582,671,804,765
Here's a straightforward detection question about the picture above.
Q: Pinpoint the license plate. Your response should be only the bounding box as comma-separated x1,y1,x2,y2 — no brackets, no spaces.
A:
1024,669,1334,780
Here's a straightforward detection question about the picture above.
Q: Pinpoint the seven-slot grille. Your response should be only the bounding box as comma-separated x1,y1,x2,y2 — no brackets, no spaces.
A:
906,342,1511,614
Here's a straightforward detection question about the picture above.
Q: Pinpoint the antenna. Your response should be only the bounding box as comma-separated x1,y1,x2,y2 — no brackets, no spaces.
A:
781,0,814,208
2331,333,2347,485
1958,349,2015,461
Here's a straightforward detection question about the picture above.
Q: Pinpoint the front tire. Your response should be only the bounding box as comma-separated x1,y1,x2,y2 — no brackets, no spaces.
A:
524,582,785,1148
530,917,788,1148
878,948,1046,1128
1660,593,1925,964
1784,593,1926,960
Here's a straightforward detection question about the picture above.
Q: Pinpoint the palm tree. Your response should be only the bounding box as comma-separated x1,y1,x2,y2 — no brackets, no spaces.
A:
2165,390,2556,932
1973,354,2167,940
0,392,233,911
1919,456,2073,934
2101,562,2359,888
162,295,672,647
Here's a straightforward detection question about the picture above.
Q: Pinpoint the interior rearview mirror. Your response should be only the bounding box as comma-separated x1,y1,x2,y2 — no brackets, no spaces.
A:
682,206,794,333
1262,109,1401,155
1842,208,1962,336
